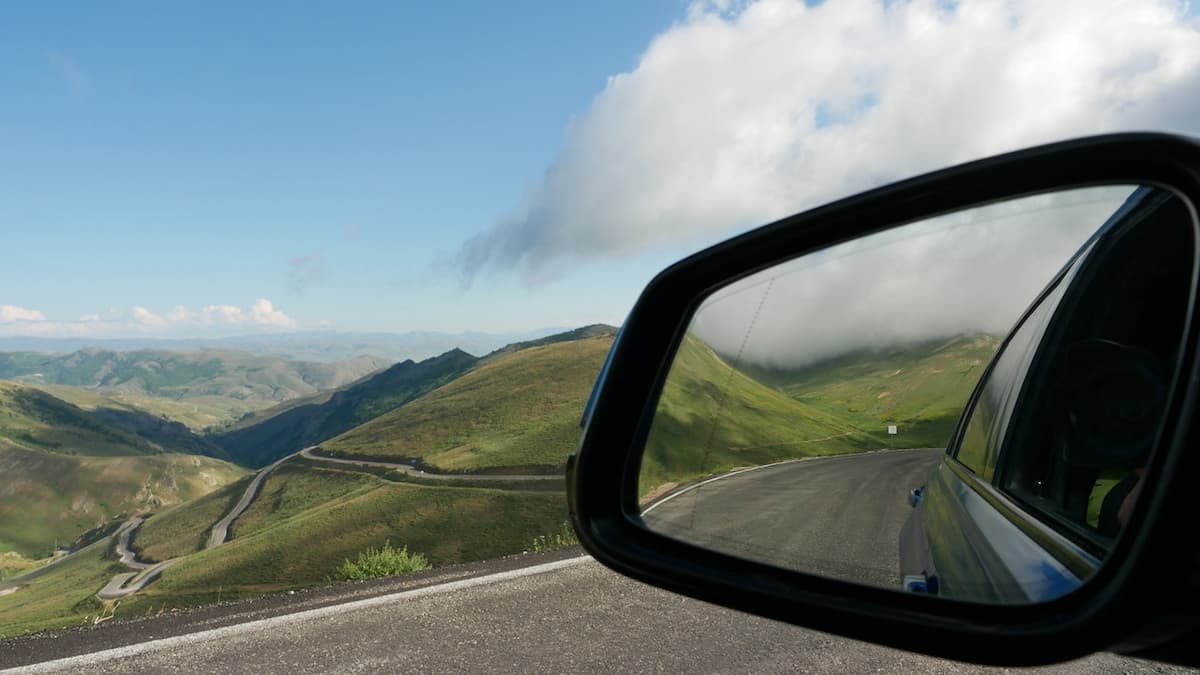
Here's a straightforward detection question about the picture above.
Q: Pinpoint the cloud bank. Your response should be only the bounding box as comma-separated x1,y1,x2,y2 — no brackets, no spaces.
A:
457,0,1200,283
0,299,297,338
688,186,1136,368
0,305,47,322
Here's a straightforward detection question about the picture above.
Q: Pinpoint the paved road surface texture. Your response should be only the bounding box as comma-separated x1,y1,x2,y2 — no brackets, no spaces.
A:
643,448,942,588
1,553,1192,674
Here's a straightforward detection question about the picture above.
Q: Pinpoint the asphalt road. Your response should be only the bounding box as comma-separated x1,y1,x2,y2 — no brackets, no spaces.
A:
2,553,1191,674
0,538,107,594
96,517,177,601
299,446,562,481
642,448,943,588
208,451,299,549
1,517,164,600
113,517,151,570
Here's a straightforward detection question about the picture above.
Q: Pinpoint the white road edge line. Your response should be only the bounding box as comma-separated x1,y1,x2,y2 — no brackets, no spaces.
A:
4,555,592,674
641,459,804,516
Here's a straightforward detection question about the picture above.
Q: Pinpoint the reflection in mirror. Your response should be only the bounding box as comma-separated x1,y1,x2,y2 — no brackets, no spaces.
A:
637,185,1195,605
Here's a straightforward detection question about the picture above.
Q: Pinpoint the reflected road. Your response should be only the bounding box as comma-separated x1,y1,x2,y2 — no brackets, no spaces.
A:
642,448,943,588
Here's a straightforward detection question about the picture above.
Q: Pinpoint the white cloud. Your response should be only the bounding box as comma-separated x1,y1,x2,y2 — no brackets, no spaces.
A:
200,304,245,326
0,299,297,337
457,0,1200,282
248,299,297,329
0,305,47,322
200,299,297,329
131,306,168,329
689,186,1135,367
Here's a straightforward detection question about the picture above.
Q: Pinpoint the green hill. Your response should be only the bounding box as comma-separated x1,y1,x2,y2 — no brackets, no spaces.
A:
747,334,1002,449
0,381,247,558
212,349,480,468
320,335,614,472
0,380,230,461
0,381,163,458
0,539,122,638
117,462,567,612
0,348,387,409
640,333,885,494
0,441,246,558
483,323,617,358
25,383,275,432
130,476,253,562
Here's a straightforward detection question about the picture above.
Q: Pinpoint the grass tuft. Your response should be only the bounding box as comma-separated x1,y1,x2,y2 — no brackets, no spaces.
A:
336,541,430,580
529,521,578,553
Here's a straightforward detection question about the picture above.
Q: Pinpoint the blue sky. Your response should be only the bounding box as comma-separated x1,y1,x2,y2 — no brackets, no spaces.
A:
2,0,1198,338
0,1,690,335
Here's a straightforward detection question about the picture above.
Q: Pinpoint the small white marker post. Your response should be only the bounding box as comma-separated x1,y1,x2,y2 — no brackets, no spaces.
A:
887,424,898,435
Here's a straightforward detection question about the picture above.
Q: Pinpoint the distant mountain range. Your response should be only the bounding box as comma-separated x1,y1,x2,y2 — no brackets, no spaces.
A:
212,348,481,467
0,380,247,557
0,328,570,364
0,349,388,405
213,324,620,467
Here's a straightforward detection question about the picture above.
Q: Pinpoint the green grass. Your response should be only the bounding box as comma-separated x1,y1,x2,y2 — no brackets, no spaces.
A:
529,521,578,553
0,551,37,581
336,541,430,580
0,540,122,638
212,349,477,468
232,464,379,539
754,334,1002,450
0,380,234,461
23,384,275,432
0,349,387,413
322,336,613,472
0,442,247,558
639,334,885,495
132,476,254,562
0,381,163,457
117,468,568,613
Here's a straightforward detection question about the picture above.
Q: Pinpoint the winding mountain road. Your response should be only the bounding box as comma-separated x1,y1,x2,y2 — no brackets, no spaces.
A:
298,446,562,482
207,451,301,549
9,442,568,604
96,517,178,600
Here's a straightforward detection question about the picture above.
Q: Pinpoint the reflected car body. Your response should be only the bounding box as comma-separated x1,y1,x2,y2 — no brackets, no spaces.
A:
899,186,1194,603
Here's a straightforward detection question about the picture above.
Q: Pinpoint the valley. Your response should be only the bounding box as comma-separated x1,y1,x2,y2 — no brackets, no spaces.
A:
0,324,1000,639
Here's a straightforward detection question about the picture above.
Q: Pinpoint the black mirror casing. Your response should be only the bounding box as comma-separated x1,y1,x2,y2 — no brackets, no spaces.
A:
567,133,1200,666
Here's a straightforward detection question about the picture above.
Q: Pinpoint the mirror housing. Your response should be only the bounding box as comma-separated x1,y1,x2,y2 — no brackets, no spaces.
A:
567,133,1200,666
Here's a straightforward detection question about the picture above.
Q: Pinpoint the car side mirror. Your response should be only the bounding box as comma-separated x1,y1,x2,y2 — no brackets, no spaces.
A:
567,133,1200,666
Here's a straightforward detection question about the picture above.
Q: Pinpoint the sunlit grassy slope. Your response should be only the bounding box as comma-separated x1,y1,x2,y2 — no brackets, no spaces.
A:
0,442,247,558
212,348,479,468
131,476,254,562
118,465,568,613
0,380,247,557
321,336,614,472
640,334,885,493
0,541,120,638
639,333,1001,495
26,383,275,432
753,334,1002,449
0,381,162,457
0,349,387,411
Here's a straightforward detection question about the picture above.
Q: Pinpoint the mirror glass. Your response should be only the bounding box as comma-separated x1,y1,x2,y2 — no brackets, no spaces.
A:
637,185,1195,605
